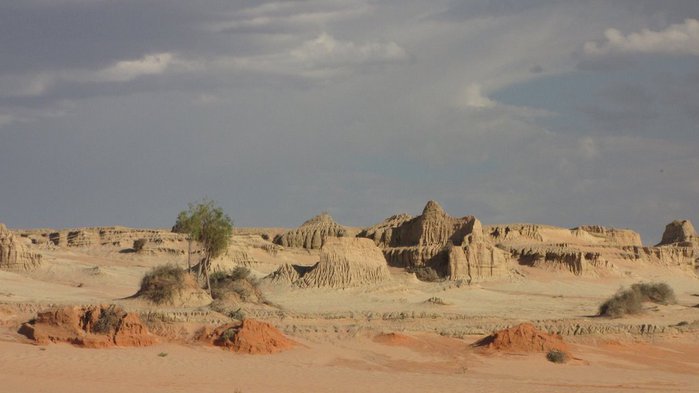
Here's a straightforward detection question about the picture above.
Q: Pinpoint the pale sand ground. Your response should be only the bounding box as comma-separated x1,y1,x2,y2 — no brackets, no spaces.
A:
1,238,699,392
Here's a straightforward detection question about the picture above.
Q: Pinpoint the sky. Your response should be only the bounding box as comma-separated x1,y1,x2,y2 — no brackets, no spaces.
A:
1,0,698,244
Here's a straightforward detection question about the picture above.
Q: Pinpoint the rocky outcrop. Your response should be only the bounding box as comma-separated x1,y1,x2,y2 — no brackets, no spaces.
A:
18,305,158,348
486,223,642,247
266,238,391,288
19,226,189,255
0,224,41,271
274,213,347,249
511,245,611,276
198,319,296,354
474,323,569,354
360,201,512,282
657,220,699,247
298,238,391,288
572,225,643,246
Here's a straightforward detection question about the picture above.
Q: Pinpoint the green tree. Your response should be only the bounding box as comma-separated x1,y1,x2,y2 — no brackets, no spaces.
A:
172,199,233,292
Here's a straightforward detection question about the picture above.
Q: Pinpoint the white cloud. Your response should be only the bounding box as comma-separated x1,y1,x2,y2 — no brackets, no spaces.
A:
461,84,496,108
584,19,699,57
290,33,407,67
91,52,174,82
209,0,371,33
215,33,407,78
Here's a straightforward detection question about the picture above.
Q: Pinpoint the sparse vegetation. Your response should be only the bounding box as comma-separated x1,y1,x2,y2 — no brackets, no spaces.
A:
92,305,125,334
173,199,233,291
408,266,441,282
425,296,449,305
209,267,264,304
157,352,168,357
139,264,188,304
133,238,147,252
599,282,677,318
546,349,568,363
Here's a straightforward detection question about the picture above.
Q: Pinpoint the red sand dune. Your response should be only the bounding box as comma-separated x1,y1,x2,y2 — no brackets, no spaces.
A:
475,322,569,353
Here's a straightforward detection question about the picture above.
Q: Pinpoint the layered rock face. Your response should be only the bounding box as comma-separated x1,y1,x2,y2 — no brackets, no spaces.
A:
19,305,157,348
0,223,41,271
359,201,511,282
274,213,346,249
266,237,391,288
19,226,189,255
487,220,697,275
657,220,699,247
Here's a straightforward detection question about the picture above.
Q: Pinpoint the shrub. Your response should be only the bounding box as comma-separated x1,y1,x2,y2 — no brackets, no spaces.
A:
631,282,676,304
139,265,188,304
133,238,147,252
546,349,568,363
92,305,125,334
408,266,441,282
599,282,677,318
209,267,264,304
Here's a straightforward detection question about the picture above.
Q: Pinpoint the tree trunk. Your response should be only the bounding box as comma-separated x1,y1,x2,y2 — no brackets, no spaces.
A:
197,255,204,281
187,238,192,272
204,257,212,295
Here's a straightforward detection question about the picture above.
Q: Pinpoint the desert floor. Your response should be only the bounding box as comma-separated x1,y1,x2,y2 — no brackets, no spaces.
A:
1,240,698,393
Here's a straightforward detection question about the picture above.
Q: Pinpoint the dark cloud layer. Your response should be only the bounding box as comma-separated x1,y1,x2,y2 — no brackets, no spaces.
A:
0,0,698,245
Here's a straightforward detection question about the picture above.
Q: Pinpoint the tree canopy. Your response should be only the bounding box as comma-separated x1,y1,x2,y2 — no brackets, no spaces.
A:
173,199,233,289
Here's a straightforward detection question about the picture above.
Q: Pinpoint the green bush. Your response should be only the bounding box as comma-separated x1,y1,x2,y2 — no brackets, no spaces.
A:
599,282,677,318
546,349,568,363
139,265,188,304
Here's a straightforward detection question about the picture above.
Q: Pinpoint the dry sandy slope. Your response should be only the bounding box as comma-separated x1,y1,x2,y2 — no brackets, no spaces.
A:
1,334,698,393
1,231,698,392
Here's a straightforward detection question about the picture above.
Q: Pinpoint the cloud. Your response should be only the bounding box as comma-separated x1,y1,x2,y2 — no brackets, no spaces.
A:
584,18,699,57
215,33,407,78
91,52,174,82
462,84,496,108
290,33,406,67
209,0,371,34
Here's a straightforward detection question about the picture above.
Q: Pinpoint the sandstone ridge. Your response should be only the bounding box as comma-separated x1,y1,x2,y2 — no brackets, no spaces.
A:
274,213,347,249
0,223,41,271
267,237,391,288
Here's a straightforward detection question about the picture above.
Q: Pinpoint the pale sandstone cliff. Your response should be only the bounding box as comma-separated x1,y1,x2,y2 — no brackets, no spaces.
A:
0,223,41,271
359,201,512,282
267,237,390,288
273,213,347,250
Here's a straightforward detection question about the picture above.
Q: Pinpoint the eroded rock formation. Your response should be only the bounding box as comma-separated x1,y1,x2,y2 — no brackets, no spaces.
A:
266,238,391,288
198,319,296,354
657,220,699,247
18,305,157,348
360,201,512,282
274,213,346,249
0,223,41,271
19,226,189,255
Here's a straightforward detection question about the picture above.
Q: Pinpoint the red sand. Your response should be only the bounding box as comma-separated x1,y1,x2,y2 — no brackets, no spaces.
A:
18,305,157,348
476,322,569,353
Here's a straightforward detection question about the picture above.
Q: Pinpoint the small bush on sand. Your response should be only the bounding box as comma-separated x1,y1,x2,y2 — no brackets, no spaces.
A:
599,282,677,318
210,267,264,304
408,266,441,282
631,282,676,304
92,305,125,334
139,265,188,304
546,349,568,363
133,238,147,252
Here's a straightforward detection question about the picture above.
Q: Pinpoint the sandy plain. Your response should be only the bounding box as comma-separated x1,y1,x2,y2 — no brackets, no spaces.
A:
1,226,698,393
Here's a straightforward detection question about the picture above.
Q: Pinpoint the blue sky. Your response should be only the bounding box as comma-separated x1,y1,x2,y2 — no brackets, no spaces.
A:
1,0,698,244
